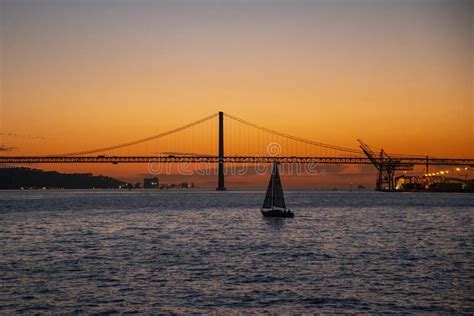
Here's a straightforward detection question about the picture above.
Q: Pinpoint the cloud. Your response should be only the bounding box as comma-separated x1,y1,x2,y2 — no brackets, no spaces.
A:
0,132,44,140
0,145,16,152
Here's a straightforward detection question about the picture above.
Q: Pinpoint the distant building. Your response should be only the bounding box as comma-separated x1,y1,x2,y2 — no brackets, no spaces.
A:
144,177,159,189
395,175,469,192
157,182,195,190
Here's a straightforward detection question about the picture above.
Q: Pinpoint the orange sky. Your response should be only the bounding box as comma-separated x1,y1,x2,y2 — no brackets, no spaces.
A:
1,0,473,187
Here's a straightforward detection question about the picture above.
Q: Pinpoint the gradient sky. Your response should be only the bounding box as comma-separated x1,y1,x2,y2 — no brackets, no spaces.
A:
1,0,473,186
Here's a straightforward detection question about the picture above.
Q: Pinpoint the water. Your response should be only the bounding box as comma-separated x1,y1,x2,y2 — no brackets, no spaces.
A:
0,190,473,314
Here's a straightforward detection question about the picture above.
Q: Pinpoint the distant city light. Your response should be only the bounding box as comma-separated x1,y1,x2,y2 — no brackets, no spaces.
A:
456,167,461,171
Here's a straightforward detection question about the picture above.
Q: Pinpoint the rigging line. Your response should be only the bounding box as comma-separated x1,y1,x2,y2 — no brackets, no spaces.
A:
52,113,219,157
224,113,364,154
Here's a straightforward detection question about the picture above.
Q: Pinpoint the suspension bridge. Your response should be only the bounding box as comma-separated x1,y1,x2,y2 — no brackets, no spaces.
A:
1,112,473,191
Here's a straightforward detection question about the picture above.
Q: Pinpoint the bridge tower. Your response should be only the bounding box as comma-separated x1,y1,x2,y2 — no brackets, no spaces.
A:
216,111,226,190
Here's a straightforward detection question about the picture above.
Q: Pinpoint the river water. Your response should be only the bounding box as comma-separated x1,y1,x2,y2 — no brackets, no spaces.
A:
0,190,473,314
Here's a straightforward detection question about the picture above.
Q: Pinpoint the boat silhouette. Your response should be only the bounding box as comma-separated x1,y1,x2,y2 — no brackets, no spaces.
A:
261,162,294,218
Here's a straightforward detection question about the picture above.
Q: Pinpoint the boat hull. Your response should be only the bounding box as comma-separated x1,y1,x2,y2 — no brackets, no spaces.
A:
261,209,294,218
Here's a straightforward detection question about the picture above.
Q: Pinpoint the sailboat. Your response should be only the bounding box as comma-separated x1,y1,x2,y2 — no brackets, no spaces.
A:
261,162,294,218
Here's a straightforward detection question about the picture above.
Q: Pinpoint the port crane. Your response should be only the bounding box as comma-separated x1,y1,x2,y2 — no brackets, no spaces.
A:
358,139,413,191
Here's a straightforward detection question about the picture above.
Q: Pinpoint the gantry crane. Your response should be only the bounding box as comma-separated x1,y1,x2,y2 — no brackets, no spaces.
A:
358,139,413,191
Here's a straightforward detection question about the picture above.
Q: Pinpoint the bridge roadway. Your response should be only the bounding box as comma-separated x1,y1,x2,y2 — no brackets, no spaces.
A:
1,156,473,166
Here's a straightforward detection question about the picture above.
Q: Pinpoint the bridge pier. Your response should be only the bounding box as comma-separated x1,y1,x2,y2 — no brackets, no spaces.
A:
216,111,226,191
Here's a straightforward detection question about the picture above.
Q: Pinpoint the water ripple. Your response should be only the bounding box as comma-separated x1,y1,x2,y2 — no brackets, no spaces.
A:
0,190,473,313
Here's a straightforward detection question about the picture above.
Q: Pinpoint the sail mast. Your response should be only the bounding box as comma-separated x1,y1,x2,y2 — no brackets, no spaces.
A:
271,163,275,210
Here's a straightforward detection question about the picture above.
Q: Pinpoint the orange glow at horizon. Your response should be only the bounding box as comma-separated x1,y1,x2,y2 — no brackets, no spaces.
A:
1,0,473,185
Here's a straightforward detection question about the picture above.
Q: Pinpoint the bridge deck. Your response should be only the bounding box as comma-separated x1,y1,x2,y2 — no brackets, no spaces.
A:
1,156,473,166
